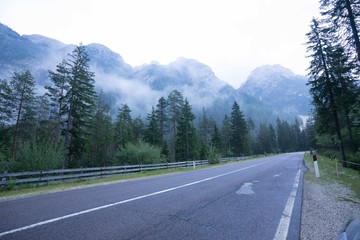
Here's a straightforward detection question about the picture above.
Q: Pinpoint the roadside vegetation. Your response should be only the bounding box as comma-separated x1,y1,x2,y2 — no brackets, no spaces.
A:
304,152,360,199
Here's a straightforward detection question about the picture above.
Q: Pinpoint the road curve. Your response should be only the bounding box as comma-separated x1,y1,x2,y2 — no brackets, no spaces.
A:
0,153,305,240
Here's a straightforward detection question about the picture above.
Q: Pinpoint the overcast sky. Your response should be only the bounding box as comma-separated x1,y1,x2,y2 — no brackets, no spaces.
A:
0,0,320,88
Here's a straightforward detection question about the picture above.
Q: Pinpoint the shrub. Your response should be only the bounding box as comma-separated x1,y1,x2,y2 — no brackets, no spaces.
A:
117,141,166,165
207,145,222,164
14,138,63,171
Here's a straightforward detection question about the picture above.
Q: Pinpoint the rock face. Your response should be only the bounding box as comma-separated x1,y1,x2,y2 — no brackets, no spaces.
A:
0,22,312,123
239,64,312,117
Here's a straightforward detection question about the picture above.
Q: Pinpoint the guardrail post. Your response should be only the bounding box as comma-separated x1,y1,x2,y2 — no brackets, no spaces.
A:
37,171,42,187
193,161,195,169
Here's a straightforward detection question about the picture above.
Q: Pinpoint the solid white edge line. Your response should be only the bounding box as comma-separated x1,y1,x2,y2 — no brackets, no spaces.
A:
273,169,301,240
0,161,268,237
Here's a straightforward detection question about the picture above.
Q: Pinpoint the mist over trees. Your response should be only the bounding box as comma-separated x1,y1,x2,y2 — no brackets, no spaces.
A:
305,0,360,168
0,44,308,172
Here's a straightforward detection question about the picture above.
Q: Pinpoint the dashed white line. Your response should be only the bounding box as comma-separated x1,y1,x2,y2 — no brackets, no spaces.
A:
0,161,268,237
273,169,301,240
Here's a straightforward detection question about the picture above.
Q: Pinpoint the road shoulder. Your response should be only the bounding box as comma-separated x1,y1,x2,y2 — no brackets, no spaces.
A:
300,177,360,239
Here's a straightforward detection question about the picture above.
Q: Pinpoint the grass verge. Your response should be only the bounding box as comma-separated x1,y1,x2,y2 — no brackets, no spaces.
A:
0,154,278,200
304,152,360,199
0,167,206,200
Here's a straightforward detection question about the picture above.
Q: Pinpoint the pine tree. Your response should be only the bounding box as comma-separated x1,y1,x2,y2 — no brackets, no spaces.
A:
155,96,168,140
133,116,144,143
46,60,70,144
211,122,223,152
230,101,248,156
221,114,232,156
167,90,184,161
320,0,360,63
60,44,97,168
176,99,195,161
0,79,13,125
8,70,36,161
306,18,347,166
85,91,114,167
115,104,133,149
144,107,162,146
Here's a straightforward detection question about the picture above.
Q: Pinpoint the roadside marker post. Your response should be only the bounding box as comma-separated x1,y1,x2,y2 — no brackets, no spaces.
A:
313,153,320,178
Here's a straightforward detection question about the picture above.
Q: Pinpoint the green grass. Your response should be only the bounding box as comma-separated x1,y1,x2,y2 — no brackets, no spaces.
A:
304,152,360,199
0,167,205,200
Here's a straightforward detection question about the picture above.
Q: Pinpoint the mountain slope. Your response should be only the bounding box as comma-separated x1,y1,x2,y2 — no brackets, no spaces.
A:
239,64,311,117
0,22,311,124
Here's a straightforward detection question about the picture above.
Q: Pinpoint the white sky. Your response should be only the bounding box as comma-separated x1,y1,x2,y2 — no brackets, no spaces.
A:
0,0,320,88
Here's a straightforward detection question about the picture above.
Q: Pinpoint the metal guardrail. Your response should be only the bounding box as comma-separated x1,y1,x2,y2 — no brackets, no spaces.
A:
0,160,209,187
0,156,257,188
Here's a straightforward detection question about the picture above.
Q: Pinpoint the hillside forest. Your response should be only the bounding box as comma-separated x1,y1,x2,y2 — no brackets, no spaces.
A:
305,0,360,168
0,44,308,172
0,0,359,172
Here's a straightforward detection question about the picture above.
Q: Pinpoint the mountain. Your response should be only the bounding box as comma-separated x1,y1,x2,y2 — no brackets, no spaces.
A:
239,65,312,118
0,22,311,124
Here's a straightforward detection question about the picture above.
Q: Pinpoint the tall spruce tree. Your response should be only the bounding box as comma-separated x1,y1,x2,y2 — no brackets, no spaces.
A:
115,104,133,149
155,97,168,140
320,0,360,63
144,107,162,146
221,114,232,156
62,44,97,168
8,71,36,161
167,90,184,161
176,99,195,161
306,18,347,166
230,101,248,156
85,92,114,167
46,60,70,145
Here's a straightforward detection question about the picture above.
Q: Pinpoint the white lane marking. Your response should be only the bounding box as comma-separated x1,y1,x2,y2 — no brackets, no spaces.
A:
273,174,280,177
273,169,301,240
236,182,255,195
0,161,268,237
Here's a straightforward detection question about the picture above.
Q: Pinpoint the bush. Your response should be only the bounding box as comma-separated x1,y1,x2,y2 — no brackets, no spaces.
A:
14,138,63,171
207,145,222,164
117,141,166,165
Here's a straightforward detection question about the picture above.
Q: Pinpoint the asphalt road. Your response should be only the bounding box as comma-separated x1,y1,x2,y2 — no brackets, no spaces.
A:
0,153,305,240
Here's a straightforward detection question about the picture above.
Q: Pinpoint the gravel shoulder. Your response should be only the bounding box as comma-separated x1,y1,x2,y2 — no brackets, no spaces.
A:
301,174,360,239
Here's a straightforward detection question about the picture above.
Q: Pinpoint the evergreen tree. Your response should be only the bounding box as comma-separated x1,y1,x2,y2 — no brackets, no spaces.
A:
306,18,348,166
230,101,248,156
176,99,195,161
0,79,13,125
8,71,36,161
268,124,278,152
257,123,271,154
320,0,360,63
133,116,144,143
115,104,133,149
0,79,12,164
46,60,70,144
211,122,223,152
144,107,162,146
62,44,97,168
85,92,115,167
221,114,232,156
167,90,184,161
155,97,168,140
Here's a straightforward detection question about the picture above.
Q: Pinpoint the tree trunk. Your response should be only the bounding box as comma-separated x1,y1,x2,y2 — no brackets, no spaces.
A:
11,89,25,161
345,0,360,63
332,109,347,167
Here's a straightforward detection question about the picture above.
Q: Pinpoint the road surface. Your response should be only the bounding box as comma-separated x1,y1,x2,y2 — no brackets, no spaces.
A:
0,153,305,240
